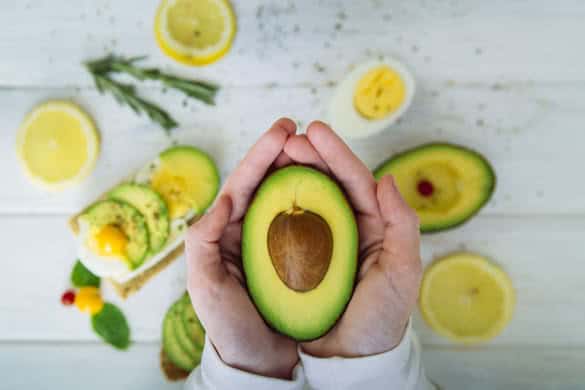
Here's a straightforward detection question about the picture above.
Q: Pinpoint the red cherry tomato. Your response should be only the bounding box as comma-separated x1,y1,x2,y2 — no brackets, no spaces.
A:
61,290,76,306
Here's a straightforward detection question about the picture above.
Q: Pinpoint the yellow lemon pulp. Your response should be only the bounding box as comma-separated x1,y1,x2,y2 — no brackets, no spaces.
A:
16,101,99,191
353,66,406,120
75,287,104,315
420,252,515,344
155,0,236,66
92,225,129,259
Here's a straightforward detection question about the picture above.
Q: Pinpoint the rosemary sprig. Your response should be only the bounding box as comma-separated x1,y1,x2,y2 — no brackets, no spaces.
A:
91,72,178,131
86,55,218,104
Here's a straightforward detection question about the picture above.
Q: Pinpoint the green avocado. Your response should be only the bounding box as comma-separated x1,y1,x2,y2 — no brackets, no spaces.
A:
150,145,220,220
180,296,205,349
109,183,170,253
162,300,198,371
374,143,496,233
79,199,149,268
242,166,358,341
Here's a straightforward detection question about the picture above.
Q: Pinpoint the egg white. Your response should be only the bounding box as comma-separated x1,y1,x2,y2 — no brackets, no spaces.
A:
77,160,194,283
327,58,415,139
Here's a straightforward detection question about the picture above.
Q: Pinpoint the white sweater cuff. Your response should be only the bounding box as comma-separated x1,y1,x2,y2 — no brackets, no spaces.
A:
299,324,435,390
185,337,305,390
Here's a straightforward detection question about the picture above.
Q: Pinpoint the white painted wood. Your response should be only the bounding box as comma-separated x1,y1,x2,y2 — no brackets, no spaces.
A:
1,214,584,347
0,0,584,87
423,347,585,390
2,83,585,214
3,342,585,389
1,0,585,388
0,342,182,389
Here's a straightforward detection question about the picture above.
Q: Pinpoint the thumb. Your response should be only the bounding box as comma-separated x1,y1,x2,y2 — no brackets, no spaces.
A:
377,175,418,229
189,194,233,244
186,194,233,276
376,175,421,275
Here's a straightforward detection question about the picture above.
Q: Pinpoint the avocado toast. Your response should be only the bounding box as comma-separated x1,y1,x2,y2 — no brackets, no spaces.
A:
70,145,220,298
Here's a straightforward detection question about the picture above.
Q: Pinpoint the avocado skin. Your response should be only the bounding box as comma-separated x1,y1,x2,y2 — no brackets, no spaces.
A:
373,142,496,233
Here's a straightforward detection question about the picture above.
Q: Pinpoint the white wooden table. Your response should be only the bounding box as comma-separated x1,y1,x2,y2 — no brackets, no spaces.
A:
1,1,585,388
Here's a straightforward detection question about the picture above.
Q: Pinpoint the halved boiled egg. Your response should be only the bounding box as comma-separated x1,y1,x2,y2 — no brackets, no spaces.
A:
327,58,415,139
77,221,133,280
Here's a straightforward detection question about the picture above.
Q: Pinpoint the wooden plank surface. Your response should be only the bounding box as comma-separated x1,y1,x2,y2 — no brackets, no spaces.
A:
1,0,584,388
2,83,585,214
1,0,584,87
3,342,585,390
1,214,584,347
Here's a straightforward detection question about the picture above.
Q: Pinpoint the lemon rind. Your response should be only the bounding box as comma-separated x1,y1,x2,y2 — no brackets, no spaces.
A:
154,0,236,66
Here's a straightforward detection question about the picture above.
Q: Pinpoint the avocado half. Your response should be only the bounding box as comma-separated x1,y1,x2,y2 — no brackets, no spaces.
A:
374,143,495,233
242,166,358,341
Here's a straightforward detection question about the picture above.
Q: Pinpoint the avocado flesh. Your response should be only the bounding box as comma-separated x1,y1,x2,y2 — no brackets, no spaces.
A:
374,143,495,233
162,300,198,371
181,298,206,349
242,166,358,341
174,298,203,361
151,146,220,219
79,200,149,268
109,183,170,253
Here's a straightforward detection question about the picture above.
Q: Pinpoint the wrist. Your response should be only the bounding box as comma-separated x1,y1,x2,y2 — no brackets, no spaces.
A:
302,319,409,358
214,339,298,380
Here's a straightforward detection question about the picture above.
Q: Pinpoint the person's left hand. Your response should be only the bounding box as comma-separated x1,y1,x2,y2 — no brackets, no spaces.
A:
185,118,327,379
293,121,423,359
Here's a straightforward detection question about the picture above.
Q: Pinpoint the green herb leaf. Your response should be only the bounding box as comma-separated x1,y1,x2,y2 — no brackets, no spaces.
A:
85,54,219,107
90,73,178,131
70,260,100,288
91,303,131,350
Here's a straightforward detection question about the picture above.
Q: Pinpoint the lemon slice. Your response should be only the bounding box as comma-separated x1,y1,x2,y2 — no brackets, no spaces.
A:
419,252,515,344
154,0,236,66
16,101,100,191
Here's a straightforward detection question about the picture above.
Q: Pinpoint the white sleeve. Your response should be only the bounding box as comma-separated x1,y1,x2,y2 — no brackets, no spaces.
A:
185,337,306,390
299,324,436,390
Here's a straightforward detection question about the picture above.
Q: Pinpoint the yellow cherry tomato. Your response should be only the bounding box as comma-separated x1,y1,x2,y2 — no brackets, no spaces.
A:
75,287,104,315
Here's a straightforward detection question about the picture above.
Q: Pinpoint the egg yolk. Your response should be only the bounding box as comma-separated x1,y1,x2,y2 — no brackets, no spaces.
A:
75,287,104,315
151,170,195,219
93,225,128,259
353,66,406,120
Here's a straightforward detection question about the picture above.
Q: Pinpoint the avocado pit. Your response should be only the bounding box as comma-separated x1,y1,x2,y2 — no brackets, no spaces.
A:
267,207,333,292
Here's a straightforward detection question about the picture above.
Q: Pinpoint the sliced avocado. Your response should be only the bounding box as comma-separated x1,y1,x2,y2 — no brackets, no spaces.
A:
162,300,197,371
79,199,149,268
180,294,206,349
109,183,170,253
150,145,220,220
174,297,203,360
374,143,495,233
242,166,358,341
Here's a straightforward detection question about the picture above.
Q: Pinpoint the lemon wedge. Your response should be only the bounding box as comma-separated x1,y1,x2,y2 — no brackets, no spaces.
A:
419,252,515,344
154,0,236,66
16,101,99,191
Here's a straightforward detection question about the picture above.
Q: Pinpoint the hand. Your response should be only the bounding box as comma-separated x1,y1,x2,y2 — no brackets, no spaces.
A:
295,121,423,358
185,118,327,379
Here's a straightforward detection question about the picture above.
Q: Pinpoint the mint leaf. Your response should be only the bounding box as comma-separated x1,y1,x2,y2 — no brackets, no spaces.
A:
91,303,130,350
70,260,100,288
